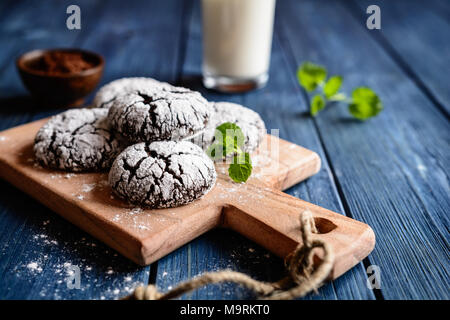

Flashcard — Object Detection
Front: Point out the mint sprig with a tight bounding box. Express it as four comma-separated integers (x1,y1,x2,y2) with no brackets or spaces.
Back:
297,62,383,120
310,95,325,116
348,87,383,120
206,122,252,183
297,62,327,92
323,76,343,99
229,152,252,183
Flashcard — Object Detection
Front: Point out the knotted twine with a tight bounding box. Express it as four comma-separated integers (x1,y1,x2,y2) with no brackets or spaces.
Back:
124,210,334,300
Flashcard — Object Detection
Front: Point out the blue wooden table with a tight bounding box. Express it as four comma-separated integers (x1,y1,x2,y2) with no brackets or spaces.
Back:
0,0,448,300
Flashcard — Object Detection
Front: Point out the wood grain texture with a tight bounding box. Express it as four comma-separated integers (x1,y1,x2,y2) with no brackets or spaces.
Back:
278,0,450,299
0,0,146,300
0,0,188,299
431,0,450,20
351,0,450,116
155,0,376,300
0,0,448,300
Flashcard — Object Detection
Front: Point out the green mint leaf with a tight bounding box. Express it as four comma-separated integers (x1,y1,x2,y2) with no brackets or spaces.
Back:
348,87,383,120
215,122,245,154
310,94,326,116
228,152,252,183
297,62,327,92
215,122,238,140
323,76,343,98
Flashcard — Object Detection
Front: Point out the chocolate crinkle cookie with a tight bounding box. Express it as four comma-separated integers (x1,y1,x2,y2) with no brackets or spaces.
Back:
34,108,126,172
108,86,212,143
92,77,172,109
189,101,266,153
109,141,216,208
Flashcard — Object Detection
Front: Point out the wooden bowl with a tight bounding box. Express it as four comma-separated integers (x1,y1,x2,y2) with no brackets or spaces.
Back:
16,48,104,107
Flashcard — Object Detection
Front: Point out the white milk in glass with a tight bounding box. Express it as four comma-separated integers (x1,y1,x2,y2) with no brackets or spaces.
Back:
202,0,276,92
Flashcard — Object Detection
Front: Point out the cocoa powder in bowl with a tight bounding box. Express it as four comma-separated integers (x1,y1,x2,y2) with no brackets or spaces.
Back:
28,51,97,75
17,49,104,107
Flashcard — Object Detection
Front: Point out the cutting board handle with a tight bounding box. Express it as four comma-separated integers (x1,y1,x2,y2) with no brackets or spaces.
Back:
221,182,375,279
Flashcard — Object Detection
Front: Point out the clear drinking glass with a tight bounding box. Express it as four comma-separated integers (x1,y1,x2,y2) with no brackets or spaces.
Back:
201,0,276,92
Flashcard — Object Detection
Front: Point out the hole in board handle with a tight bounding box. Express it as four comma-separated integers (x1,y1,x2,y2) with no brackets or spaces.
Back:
313,217,337,234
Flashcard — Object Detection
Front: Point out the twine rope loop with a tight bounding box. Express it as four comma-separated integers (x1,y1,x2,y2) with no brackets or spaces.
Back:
125,210,334,300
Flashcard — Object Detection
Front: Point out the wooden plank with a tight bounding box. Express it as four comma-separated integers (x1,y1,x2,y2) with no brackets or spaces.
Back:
0,0,133,299
278,0,449,299
0,0,191,299
79,0,189,86
431,0,450,20
350,0,450,116
0,0,61,130
0,1,76,298
155,0,376,300
0,181,150,299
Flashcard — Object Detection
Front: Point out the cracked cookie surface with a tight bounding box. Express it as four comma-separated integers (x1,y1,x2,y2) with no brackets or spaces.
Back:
93,77,172,109
108,141,216,208
34,108,126,172
189,102,266,153
108,86,212,143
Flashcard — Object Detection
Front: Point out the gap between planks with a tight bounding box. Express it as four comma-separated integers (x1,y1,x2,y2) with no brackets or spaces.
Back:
344,0,450,120
274,9,380,299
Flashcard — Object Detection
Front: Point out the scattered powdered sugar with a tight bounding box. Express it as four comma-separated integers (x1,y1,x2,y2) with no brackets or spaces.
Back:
128,209,151,231
11,214,151,300
81,183,97,193
109,207,159,232
128,207,143,215
27,262,43,273
106,268,114,275
70,180,111,202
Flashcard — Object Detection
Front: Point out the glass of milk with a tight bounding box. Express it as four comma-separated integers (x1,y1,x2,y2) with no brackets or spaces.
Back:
202,0,276,92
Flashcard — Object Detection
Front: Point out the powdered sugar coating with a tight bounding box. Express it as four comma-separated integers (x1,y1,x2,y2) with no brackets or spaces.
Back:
34,108,126,172
189,102,266,153
93,77,172,109
109,141,216,208
108,86,212,143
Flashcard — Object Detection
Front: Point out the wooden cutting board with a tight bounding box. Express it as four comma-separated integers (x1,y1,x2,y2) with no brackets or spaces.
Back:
0,119,375,279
